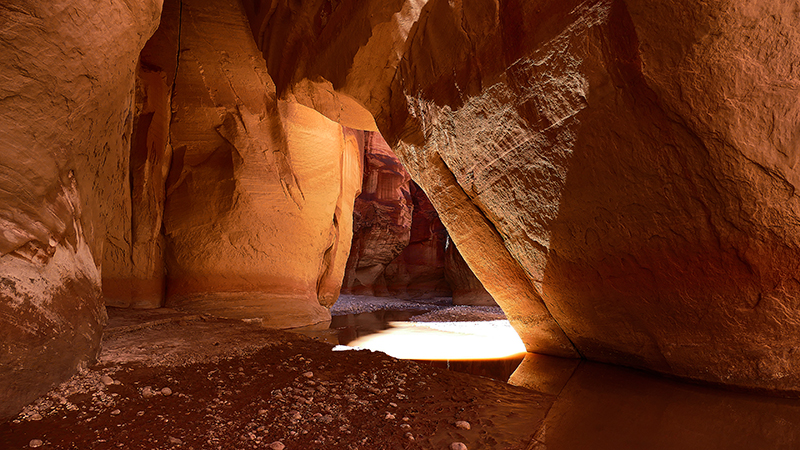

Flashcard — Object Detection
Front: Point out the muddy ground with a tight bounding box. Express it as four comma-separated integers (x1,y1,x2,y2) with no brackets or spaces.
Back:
0,310,553,450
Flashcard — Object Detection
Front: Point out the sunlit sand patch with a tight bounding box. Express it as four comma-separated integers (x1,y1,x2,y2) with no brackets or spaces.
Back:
334,320,527,360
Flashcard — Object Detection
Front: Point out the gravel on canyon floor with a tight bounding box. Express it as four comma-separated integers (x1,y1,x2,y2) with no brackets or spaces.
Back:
0,312,553,450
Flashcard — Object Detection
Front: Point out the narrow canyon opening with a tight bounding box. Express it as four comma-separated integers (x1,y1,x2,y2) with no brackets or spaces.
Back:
3,0,800,447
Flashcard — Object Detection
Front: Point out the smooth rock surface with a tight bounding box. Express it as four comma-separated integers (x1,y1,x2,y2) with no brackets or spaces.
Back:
0,0,162,421
163,0,363,326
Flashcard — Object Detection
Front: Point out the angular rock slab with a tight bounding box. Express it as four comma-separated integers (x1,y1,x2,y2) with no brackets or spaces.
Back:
391,0,800,388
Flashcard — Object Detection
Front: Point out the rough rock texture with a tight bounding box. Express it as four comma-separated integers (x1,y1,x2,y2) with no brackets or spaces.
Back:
342,132,413,296
250,0,800,389
389,0,800,388
383,183,452,298
445,241,497,306
162,0,364,327
103,0,180,309
0,0,162,421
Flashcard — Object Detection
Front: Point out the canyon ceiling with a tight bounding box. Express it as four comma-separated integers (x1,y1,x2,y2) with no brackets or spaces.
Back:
1,0,799,421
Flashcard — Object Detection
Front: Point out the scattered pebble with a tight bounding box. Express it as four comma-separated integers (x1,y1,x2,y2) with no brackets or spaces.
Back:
400,423,412,431
161,387,173,396
100,375,115,386
29,439,43,448
302,371,314,378
268,442,285,450
110,409,121,416
384,412,395,420
450,442,468,450
388,402,398,408
28,413,42,421
455,420,471,430
168,436,183,445
142,386,156,398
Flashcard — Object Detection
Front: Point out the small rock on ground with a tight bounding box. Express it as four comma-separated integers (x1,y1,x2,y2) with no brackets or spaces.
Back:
455,420,471,430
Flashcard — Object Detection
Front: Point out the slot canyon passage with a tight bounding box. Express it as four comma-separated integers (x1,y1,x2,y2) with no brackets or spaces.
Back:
2,0,800,448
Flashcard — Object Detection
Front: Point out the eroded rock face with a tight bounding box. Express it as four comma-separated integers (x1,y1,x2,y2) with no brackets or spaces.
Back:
0,0,162,421
103,0,180,309
383,183,452,298
162,0,363,327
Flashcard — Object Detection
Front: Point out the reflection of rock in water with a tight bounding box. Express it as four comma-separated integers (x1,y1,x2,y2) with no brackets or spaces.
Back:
511,354,800,449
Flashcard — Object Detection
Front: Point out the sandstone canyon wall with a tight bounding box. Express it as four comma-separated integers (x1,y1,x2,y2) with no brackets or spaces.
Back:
103,0,180,309
342,132,413,296
161,0,365,327
251,0,800,389
0,0,163,420
381,182,452,298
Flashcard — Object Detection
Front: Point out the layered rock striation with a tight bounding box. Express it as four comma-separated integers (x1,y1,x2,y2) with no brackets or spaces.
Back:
3,0,800,423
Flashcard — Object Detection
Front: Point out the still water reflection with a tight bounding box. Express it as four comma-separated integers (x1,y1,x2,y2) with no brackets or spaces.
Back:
515,354,800,449
305,310,800,448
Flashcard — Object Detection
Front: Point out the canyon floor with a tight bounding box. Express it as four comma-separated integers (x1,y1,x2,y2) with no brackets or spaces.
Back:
0,306,550,450
5,302,800,450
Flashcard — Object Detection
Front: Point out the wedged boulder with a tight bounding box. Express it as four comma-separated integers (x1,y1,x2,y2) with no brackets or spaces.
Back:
389,0,800,388
163,0,363,327
0,0,162,421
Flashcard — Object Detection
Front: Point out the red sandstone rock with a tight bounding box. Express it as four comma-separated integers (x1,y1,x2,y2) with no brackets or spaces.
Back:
342,132,413,296
162,0,363,326
390,0,800,388
0,0,162,421
383,183,452,298
251,0,800,388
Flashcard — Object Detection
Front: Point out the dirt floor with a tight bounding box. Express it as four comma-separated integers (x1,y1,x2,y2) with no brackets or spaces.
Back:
0,310,554,450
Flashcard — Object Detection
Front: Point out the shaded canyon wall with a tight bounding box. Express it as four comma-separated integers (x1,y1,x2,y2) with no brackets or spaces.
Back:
0,0,164,421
